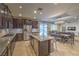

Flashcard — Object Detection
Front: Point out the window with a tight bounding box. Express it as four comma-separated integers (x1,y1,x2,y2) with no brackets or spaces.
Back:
51,24,57,31
40,22,47,37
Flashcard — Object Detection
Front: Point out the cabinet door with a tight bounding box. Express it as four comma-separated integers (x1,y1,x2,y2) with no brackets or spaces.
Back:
39,40,49,56
0,14,2,28
13,19,23,28
7,44,11,56
18,19,23,28
32,21,38,28
13,19,17,28
16,33,23,41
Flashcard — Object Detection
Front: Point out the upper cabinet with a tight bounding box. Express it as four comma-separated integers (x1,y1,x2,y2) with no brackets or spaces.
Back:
23,19,38,28
32,21,38,28
23,19,32,25
13,18,23,28
0,3,13,29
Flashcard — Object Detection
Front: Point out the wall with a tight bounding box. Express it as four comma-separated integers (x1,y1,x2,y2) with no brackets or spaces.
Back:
64,21,79,36
0,29,9,37
57,23,63,32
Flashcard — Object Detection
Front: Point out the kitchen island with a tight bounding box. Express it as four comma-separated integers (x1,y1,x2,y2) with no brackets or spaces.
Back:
30,33,54,56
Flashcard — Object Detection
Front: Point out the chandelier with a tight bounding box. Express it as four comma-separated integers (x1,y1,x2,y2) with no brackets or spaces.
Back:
34,8,43,19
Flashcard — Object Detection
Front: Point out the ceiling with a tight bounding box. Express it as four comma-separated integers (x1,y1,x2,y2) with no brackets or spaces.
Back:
5,3,79,23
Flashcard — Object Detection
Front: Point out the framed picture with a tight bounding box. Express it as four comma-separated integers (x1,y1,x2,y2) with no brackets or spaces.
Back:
67,27,76,31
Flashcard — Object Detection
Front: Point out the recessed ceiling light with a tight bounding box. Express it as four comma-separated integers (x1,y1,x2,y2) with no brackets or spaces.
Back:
19,13,22,16
1,10,4,13
19,5,22,9
34,10,37,14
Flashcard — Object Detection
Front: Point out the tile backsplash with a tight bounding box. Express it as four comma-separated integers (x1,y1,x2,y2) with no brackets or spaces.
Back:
0,29,9,37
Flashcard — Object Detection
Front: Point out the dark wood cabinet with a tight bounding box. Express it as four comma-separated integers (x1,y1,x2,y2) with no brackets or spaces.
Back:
13,18,38,29
9,36,16,56
0,3,13,29
32,21,38,28
30,35,50,56
13,18,23,28
18,19,23,28
13,18,18,28
0,14,3,28
16,33,23,41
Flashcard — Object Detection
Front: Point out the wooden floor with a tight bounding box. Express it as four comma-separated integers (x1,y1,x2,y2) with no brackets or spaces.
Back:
12,41,36,56
12,37,79,56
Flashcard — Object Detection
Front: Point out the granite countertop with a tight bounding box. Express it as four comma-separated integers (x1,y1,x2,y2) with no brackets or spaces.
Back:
0,29,23,55
30,33,54,41
0,33,16,55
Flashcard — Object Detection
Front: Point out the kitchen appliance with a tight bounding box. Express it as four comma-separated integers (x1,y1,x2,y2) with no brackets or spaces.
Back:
23,25,32,40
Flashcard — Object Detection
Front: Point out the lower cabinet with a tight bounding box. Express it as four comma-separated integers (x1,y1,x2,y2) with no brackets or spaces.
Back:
39,40,51,56
16,33,23,41
9,36,16,56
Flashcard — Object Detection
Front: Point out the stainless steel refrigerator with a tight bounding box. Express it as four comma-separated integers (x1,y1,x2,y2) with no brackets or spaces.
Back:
23,25,32,40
